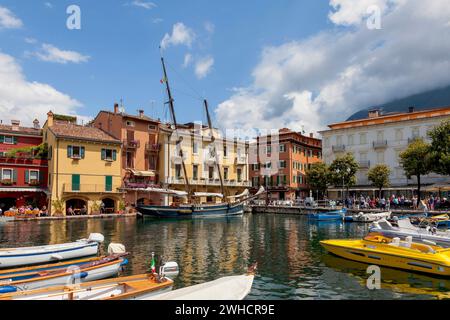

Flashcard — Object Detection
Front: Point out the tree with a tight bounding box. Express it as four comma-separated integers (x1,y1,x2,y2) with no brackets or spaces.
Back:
400,138,431,200
305,163,330,199
368,164,391,198
329,153,359,199
428,120,450,176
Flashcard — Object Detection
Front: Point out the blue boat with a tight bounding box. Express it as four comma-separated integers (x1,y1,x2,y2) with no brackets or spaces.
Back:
308,208,347,221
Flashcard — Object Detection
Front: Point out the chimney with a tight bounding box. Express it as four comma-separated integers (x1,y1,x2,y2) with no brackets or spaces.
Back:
408,106,415,113
47,111,54,127
368,109,380,118
114,103,119,114
33,119,40,129
139,109,144,118
310,133,314,138
11,120,20,131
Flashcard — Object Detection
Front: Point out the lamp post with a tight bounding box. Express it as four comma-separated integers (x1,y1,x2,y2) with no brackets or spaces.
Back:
336,168,351,208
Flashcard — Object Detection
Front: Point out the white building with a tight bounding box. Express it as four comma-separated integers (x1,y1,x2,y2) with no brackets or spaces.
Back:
319,106,450,198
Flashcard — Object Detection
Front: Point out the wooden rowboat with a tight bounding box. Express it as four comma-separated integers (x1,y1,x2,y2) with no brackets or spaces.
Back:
0,253,129,293
0,273,173,300
0,233,105,269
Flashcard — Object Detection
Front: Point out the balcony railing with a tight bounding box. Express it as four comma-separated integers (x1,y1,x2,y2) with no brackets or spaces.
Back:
358,160,371,169
123,140,140,149
372,140,388,149
235,155,247,165
332,145,346,152
145,143,160,153
63,184,121,193
165,177,251,187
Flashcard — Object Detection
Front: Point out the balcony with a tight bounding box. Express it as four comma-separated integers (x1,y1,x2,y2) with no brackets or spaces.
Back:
171,153,187,164
358,160,371,169
123,139,140,149
235,155,247,165
145,143,160,153
372,140,388,149
332,145,346,152
166,177,251,187
63,184,121,193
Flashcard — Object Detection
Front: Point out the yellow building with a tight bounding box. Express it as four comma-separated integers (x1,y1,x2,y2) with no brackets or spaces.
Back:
43,112,123,215
158,122,250,205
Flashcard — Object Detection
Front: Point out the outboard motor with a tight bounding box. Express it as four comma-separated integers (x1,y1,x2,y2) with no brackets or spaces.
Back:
88,233,105,244
159,261,180,278
107,243,126,255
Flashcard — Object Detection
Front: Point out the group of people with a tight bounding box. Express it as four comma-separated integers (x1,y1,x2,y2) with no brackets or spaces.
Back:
343,194,449,211
0,205,49,217
66,205,88,216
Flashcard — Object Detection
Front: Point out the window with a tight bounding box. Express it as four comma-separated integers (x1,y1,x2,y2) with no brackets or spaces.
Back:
2,135,16,145
279,160,287,168
208,166,214,179
67,145,85,159
224,167,229,180
252,164,260,171
72,174,80,191
237,168,242,182
223,146,228,158
264,161,272,169
395,129,403,141
266,145,272,154
105,176,113,192
377,131,384,142
412,127,420,138
360,133,367,144
101,149,117,162
193,165,198,180
279,144,286,152
148,155,157,170
126,152,134,168
27,170,39,185
126,120,135,127
175,164,182,179
377,151,384,164
1,169,13,181
192,142,199,154
336,136,343,145
48,146,53,160
148,124,157,131
348,135,354,145
252,177,259,187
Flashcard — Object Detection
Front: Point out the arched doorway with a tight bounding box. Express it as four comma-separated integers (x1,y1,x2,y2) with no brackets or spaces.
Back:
66,199,87,215
101,198,116,214
0,198,16,212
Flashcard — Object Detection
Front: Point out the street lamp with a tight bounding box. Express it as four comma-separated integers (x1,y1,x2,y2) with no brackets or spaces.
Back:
336,168,351,207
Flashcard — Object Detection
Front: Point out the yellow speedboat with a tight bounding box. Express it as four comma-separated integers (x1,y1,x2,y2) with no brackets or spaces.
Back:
321,233,450,276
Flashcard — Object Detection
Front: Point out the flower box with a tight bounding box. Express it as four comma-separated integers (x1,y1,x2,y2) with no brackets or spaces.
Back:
1,180,13,185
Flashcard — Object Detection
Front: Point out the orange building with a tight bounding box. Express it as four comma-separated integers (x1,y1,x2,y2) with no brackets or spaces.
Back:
249,128,322,201
93,104,161,206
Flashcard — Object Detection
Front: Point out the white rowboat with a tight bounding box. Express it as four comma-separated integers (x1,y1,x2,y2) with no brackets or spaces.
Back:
0,233,104,269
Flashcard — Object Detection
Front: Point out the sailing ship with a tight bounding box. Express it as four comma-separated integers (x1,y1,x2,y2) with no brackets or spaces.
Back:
136,56,264,218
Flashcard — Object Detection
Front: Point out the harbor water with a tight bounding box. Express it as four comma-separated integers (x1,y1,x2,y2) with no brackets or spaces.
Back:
1,213,449,300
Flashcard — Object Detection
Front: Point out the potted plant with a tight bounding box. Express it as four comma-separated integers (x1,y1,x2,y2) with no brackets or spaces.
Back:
118,200,126,214
51,199,65,216
1,179,13,186
91,201,101,215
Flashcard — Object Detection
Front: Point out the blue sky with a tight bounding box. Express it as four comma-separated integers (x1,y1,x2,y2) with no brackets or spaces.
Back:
1,1,450,134
0,0,330,124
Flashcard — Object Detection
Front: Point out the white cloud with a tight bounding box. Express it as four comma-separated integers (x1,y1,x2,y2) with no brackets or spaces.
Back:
204,21,215,35
183,53,193,68
152,18,163,24
33,44,90,64
0,52,82,126
160,22,196,50
25,37,38,44
130,0,156,10
44,2,53,9
195,56,214,79
216,0,450,135
0,6,23,29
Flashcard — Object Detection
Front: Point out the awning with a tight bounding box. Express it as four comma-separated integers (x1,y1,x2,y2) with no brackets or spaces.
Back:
0,187,50,195
128,169,156,177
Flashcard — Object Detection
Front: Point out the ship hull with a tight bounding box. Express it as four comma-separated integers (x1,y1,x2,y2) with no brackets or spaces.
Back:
136,203,244,218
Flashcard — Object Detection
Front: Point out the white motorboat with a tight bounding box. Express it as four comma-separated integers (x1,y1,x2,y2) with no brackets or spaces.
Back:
370,218,450,248
0,233,105,269
346,211,391,223
147,264,257,300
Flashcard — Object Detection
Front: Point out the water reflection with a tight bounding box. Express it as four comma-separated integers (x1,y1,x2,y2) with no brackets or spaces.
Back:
0,214,449,299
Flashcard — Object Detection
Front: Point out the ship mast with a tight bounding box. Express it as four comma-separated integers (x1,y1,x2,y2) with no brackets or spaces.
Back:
203,99,228,201
160,56,192,199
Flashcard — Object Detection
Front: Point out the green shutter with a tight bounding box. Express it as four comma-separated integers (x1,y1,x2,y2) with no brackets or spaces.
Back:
80,147,85,159
72,174,80,191
25,170,29,183
13,136,18,145
12,169,17,183
39,171,44,184
101,149,106,160
67,145,73,158
0,136,4,143
105,176,112,192
112,150,117,161
0,170,2,180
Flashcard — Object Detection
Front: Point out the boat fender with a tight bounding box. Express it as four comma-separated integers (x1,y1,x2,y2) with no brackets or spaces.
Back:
120,258,129,267
71,271,88,280
88,233,105,244
0,286,17,294
108,243,126,255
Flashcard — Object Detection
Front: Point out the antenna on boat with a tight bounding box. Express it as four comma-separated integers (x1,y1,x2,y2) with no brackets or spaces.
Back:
160,48,192,199
203,99,228,201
